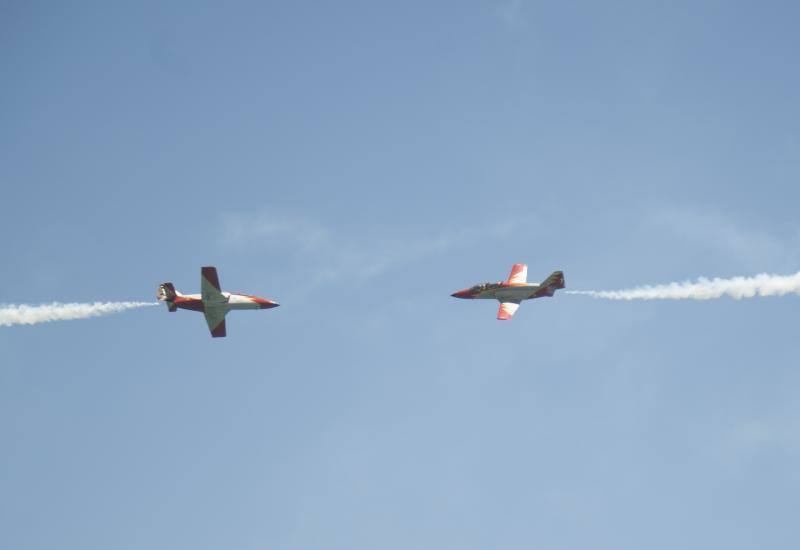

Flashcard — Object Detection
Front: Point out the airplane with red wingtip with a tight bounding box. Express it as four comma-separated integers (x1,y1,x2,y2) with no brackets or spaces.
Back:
157,266,279,337
451,264,565,320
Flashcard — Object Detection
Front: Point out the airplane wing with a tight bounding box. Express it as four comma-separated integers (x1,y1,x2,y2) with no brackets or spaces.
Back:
506,263,528,285
497,301,520,320
203,307,227,338
201,266,225,304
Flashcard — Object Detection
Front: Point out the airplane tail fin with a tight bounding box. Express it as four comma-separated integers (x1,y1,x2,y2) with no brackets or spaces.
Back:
157,282,179,312
540,271,565,297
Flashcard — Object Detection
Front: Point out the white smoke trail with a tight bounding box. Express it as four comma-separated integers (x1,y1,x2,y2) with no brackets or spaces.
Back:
567,271,800,301
0,302,157,327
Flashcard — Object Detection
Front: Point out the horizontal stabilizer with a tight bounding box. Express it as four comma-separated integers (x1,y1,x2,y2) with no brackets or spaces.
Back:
157,282,177,302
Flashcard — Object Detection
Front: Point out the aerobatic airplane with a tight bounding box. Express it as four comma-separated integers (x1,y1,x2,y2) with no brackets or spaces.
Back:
451,264,565,320
157,266,279,337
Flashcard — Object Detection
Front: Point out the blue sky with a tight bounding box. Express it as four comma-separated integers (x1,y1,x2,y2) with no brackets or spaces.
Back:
2,2,800,549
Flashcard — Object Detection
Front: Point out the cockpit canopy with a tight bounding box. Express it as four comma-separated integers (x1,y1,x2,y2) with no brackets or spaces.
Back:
470,282,504,293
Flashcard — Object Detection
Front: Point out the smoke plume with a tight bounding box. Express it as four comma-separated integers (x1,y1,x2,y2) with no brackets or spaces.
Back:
567,271,800,301
0,302,157,327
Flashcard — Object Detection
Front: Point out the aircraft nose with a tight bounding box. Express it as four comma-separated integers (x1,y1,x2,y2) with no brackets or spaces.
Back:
451,289,472,299
253,297,280,309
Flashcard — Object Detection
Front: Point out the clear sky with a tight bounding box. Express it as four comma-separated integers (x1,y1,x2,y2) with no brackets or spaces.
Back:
2,2,800,549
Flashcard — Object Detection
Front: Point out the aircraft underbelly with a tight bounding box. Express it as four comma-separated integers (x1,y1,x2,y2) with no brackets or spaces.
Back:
176,300,204,312
227,294,256,308
494,287,536,302
227,302,259,310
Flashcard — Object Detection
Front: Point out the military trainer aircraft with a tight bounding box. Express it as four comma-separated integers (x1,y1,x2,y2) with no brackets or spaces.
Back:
157,266,279,337
451,264,565,320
